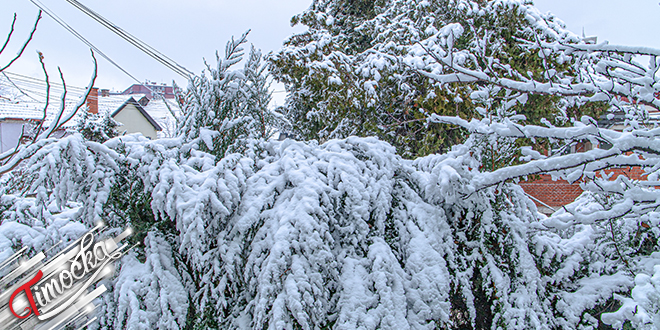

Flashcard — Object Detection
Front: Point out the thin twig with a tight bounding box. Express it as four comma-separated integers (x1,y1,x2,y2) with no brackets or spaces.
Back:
46,67,68,135
0,13,17,56
45,50,97,138
0,50,97,177
608,216,636,278
0,11,41,72
32,51,50,142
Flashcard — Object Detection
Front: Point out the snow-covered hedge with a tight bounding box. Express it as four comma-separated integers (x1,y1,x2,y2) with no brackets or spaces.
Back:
2,128,659,329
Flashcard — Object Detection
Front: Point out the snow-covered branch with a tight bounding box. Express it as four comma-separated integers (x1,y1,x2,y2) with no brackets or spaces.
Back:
407,3,660,119
0,11,41,73
0,50,97,176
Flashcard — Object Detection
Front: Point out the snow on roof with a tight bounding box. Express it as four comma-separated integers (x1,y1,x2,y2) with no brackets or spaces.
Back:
0,97,89,128
0,101,52,121
0,74,181,137
0,94,132,127
143,97,181,119
142,97,181,138
98,94,144,115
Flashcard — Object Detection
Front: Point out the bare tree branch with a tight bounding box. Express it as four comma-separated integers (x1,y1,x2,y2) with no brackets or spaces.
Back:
0,13,17,56
0,11,41,73
42,50,97,139
32,51,50,143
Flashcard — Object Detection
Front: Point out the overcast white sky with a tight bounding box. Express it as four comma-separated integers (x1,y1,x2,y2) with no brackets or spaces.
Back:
2,0,659,99
2,0,309,94
533,0,660,48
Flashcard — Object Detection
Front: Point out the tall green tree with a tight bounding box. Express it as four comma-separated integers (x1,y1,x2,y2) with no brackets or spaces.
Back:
269,0,604,158
179,32,278,159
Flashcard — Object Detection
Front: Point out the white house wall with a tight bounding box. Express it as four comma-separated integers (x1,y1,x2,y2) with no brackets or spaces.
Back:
0,121,27,153
113,104,158,139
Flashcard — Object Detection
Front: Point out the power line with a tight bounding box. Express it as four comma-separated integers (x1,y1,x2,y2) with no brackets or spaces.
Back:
64,0,192,79
28,0,162,98
4,71,87,88
0,73,91,102
3,71,89,94
1,72,40,101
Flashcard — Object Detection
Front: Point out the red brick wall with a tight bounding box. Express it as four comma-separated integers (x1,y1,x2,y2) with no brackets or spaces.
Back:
601,167,646,180
520,176,583,208
521,167,648,209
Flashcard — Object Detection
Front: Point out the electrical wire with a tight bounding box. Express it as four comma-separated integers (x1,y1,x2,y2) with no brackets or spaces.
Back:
4,71,89,92
1,72,91,102
1,72,40,101
3,77,89,98
64,0,192,79
28,0,162,98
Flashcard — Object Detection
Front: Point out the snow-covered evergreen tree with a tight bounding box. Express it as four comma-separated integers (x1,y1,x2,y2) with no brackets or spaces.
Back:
269,0,607,158
178,32,278,157
76,110,120,143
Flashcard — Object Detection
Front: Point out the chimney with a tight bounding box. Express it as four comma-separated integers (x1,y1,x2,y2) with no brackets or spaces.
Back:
86,87,99,114
101,89,110,97
137,96,150,107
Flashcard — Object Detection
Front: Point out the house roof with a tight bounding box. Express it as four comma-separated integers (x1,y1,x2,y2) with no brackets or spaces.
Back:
142,97,181,119
0,102,51,121
111,97,163,131
0,73,181,136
